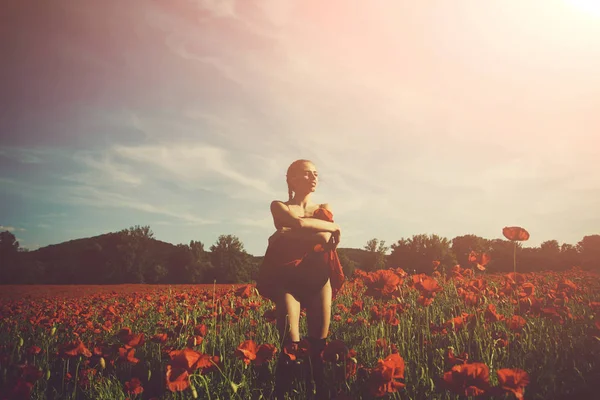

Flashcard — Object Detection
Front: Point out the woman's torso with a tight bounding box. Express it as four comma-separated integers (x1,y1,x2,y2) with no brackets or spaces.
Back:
274,201,324,230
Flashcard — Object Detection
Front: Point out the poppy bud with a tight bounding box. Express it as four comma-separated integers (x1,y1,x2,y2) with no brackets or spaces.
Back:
17,337,23,347
45,369,51,380
147,369,152,382
99,357,106,370
50,326,57,336
191,385,198,399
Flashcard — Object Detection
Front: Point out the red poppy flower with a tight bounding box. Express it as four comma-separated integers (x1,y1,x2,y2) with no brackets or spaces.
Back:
118,347,139,364
151,333,168,344
124,377,144,395
519,283,535,298
235,340,277,366
468,251,491,271
363,270,402,299
368,353,406,397
444,313,475,332
235,340,257,365
462,292,481,307
484,304,504,323
507,315,527,331
446,347,468,366
168,348,218,373
255,343,278,366
506,272,526,285
496,368,530,400
60,340,92,358
194,324,208,337
417,295,435,307
442,362,490,397
557,279,578,292
117,327,145,348
234,284,254,298
413,274,443,295
165,365,190,392
282,339,310,361
502,227,530,241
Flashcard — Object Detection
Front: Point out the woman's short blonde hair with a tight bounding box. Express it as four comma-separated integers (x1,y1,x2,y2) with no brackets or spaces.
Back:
285,159,314,201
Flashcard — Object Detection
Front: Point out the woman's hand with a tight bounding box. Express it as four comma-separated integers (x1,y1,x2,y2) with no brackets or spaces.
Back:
332,227,341,250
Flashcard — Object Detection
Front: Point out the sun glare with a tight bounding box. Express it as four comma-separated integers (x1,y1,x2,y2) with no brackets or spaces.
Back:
565,0,600,17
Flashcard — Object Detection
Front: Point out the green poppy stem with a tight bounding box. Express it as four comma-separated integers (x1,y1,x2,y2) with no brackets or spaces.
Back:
513,241,517,276
513,241,518,315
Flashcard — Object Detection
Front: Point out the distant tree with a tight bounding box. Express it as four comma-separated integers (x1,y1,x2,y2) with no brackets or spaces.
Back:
209,235,254,283
337,250,357,278
518,247,543,272
538,240,561,270
559,243,580,270
115,225,155,283
188,240,214,283
389,234,455,274
451,235,491,268
78,241,106,283
165,241,213,283
0,231,20,283
150,263,169,283
577,235,600,270
189,240,206,263
488,239,524,272
167,244,195,283
362,238,389,271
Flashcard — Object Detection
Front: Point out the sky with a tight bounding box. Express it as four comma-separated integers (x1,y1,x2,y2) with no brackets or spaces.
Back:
1,0,599,256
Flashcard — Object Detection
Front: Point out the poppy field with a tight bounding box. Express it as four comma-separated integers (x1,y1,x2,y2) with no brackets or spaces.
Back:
1,267,599,400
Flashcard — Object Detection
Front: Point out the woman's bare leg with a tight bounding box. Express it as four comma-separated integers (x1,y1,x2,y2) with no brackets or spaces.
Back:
274,292,302,399
276,292,302,344
305,279,332,399
306,279,332,339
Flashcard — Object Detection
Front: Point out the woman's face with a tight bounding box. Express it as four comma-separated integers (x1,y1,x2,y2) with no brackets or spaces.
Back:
290,162,318,193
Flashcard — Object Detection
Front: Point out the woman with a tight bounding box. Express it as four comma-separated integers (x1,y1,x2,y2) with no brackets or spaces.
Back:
256,159,345,399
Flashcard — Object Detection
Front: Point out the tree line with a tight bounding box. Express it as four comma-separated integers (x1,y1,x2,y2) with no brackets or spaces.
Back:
355,234,599,275
0,226,598,285
0,226,256,285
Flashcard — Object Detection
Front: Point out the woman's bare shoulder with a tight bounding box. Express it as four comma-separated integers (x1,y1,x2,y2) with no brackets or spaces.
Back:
270,200,289,208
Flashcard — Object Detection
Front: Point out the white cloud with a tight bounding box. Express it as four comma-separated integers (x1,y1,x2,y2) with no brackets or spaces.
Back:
62,185,217,226
66,151,143,186
0,147,47,164
234,216,273,229
37,213,68,218
112,143,277,197
0,225,26,232
195,0,237,18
